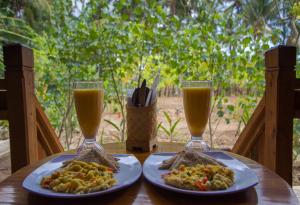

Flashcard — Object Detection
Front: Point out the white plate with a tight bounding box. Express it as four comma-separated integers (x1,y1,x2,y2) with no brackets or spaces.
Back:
23,154,142,198
143,152,259,196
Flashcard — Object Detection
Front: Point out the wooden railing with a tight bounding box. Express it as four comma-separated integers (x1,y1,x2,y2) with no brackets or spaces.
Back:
232,95,265,158
2,44,63,173
232,45,297,186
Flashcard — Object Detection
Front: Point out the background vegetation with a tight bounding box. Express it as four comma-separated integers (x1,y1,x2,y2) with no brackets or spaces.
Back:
0,0,300,153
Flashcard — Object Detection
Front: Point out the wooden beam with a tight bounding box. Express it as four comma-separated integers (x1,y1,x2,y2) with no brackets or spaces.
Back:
232,95,265,156
248,134,264,162
295,79,300,89
3,44,38,173
35,96,64,156
261,45,296,185
265,45,296,68
37,139,48,160
0,90,8,120
3,43,34,68
0,79,7,90
0,90,7,110
0,111,8,120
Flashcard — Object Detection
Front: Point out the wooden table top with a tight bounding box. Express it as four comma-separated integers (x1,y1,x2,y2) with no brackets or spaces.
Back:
0,142,298,205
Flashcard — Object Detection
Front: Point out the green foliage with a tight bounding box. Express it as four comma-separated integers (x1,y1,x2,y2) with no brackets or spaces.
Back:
292,2,300,18
104,119,125,142
159,111,181,141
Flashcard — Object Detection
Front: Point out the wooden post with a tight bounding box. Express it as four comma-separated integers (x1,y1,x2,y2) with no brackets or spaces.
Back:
261,45,296,185
3,44,38,172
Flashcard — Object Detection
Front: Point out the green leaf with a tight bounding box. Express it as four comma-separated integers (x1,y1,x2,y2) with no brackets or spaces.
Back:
225,118,230,124
104,119,120,132
170,118,181,134
156,122,162,132
163,111,172,125
227,105,235,113
242,37,251,45
160,125,170,136
262,44,269,50
217,110,224,117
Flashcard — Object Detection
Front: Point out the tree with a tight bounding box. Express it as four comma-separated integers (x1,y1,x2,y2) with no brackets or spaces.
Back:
0,0,51,31
225,0,300,46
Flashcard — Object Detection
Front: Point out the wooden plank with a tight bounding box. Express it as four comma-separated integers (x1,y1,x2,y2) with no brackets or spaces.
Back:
260,45,296,185
294,111,300,119
3,44,34,68
232,95,265,156
37,133,48,160
36,122,52,156
0,90,8,120
265,45,296,68
249,137,259,161
3,44,38,173
295,79,300,89
0,91,7,110
0,80,7,90
35,96,64,156
0,111,8,120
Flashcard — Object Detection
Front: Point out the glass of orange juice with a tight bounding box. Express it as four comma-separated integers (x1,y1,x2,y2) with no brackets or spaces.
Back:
182,81,212,151
73,81,104,153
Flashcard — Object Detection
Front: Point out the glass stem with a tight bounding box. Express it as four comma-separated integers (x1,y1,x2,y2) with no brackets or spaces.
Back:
191,135,203,141
77,137,98,154
84,138,96,144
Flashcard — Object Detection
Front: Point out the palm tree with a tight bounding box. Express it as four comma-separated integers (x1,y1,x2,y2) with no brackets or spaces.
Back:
225,0,276,35
0,0,51,32
225,0,300,47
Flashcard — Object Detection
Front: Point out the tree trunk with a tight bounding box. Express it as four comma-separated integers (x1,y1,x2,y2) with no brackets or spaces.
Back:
287,20,300,48
170,0,176,16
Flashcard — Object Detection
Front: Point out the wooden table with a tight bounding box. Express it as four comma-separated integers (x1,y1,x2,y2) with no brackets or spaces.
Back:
0,142,298,205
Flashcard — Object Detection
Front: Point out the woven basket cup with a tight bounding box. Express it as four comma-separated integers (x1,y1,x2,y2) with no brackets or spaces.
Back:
126,102,157,151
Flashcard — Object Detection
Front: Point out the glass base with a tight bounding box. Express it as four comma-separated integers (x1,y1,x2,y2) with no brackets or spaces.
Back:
185,137,210,151
77,138,104,154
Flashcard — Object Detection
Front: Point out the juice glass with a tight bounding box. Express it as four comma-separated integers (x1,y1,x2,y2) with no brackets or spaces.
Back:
182,81,212,151
73,81,104,153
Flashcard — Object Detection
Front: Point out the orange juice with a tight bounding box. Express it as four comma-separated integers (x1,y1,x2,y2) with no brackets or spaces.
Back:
183,87,211,136
74,89,103,139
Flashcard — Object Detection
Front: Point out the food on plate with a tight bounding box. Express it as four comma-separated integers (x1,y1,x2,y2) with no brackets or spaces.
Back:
162,164,234,191
159,148,225,170
41,148,119,194
159,148,234,191
41,160,116,194
64,149,119,172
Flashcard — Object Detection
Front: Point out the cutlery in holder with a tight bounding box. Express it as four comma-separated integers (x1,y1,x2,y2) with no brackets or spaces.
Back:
126,102,157,152
126,74,159,152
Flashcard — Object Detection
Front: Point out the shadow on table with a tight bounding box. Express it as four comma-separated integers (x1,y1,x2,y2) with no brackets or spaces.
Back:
26,177,258,205
27,178,142,205
144,180,258,205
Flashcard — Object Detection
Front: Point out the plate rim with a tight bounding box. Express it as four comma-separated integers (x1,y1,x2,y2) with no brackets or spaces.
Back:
22,153,142,198
142,151,259,196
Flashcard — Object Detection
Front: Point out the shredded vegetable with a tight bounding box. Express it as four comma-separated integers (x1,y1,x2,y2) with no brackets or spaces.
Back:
162,164,234,191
